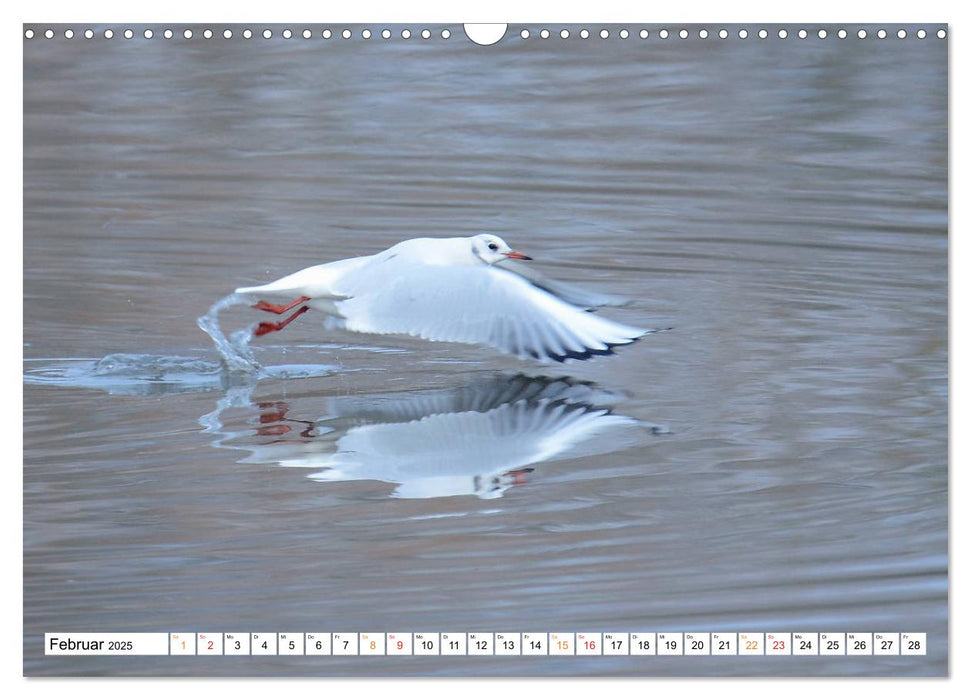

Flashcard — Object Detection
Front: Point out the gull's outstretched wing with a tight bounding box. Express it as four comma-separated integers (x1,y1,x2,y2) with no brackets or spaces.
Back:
496,259,630,309
333,260,645,362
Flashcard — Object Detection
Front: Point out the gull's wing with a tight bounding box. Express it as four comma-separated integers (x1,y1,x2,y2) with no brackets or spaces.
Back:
333,262,646,362
496,259,630,309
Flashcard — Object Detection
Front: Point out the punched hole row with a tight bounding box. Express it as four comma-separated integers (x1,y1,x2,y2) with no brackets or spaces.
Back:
24,27,948,41
519,27,945,40
24,27,451,40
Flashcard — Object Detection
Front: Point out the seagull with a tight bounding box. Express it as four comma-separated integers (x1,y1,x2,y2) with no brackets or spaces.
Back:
235,234,646,362
230,374,644,499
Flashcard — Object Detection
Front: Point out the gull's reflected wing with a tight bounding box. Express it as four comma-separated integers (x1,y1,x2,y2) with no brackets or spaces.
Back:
231,374,647,499
315,373,629,425
308,394,634,499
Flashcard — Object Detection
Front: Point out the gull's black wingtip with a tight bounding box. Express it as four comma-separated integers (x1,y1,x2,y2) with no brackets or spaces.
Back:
541,326,671,363
547,345,618,363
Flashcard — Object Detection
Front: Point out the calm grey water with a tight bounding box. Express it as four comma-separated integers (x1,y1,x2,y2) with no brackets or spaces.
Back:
23,24,947,676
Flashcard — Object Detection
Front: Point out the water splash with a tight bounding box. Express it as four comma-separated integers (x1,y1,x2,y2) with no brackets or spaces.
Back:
196,293,261,372
25,354,230,396
24,295,339,396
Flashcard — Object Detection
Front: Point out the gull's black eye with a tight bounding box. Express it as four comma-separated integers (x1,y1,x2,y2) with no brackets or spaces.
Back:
488,242,498,251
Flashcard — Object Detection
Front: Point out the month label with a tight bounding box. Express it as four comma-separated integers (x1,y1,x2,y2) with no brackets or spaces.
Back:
45,633,169,656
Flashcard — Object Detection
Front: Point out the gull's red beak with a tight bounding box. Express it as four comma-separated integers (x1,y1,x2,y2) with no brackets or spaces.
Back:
504,251,532,261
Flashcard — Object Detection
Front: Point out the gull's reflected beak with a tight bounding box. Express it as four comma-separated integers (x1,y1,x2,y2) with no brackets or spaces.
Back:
505,251,532,261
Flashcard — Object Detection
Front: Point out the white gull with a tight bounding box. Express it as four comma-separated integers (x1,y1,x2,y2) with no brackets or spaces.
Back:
235,234,646,362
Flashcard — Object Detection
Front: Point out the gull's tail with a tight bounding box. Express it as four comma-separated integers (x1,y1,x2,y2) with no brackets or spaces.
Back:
235,257,368,299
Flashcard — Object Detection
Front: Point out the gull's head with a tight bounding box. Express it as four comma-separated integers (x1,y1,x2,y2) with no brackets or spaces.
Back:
470,234,532,265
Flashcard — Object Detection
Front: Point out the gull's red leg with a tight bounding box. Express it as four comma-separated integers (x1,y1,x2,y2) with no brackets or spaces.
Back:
258,401,289,423
256,424,292,436
253,296,311,315
254,305,310,337
506,468,534,485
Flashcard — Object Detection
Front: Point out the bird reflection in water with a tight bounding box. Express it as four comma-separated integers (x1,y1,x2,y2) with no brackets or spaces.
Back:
205,373,657,499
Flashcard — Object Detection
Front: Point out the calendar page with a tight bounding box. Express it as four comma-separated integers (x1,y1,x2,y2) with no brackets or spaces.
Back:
22,20,948,677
